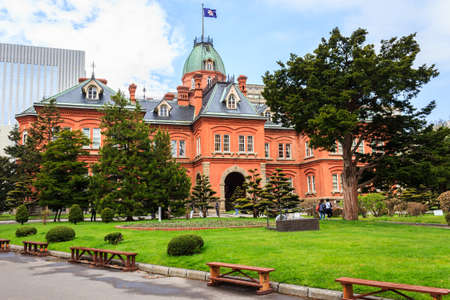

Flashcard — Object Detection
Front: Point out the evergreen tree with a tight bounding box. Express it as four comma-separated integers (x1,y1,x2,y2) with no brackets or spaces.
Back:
34,130,90,222
234,169,264,218
91,91,152,221
190,175,218,218
261,168,300,218
0,156,16,212
146,130,191,219
263,28,437,220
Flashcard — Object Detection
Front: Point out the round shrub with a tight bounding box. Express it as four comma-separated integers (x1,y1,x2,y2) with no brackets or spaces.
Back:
68,204,84,224
16,226,37,237
184,234,204,248
101,208,114,223
437,191,450,213
167,234,204,256
406,202,427,216
104,232,123,245
15,204,29,225
46,226,75,242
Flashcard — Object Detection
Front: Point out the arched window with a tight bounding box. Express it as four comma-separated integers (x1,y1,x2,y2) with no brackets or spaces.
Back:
191,78,195,89
207,76,212,86
87,86,97,99
227,94,236,109
22,130,28,144
159,105,168,117
205,60,214,70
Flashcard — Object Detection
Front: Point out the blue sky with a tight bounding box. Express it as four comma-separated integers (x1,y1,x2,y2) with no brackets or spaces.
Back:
0,0,449,122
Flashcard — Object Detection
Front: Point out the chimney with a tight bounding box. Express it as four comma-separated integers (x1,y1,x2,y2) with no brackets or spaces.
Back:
237,75,248,96
177,85,189,106
192,74,203,116
128,83,137,103
164,92,175,100
79,77,108,85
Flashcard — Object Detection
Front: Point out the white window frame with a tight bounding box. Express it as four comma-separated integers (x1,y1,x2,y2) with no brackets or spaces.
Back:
247,136,254,153
278,143,284,158
179,140,185,157
332,174,339,192
223,135,230,152
285,143,291,159
82,128,90,149
22,130,28,144
227,94,237,109
196,137,201,156
265,143,270,158
191,78,195,89
214,134,221,152
207,76,212,86
159,105,169,117
307,175,316,193
305,141,313,157
264,111,271,121
171,140,177,157
238,135,245,152
87,86,97,100
92,128,101,149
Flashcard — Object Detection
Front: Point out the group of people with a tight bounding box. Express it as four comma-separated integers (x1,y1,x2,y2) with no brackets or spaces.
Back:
316,199,333,219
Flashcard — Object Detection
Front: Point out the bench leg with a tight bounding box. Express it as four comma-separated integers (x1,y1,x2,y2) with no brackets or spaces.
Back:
432,295,441,300
342,284,354,300
256,272,273,295
207,266,221,286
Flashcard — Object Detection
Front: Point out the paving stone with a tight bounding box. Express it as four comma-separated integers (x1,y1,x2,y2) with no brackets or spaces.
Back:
278,283,308,298
151,265,169,276
169,267,187,278
270,281,280,292
186,270,207,281
48,250,71,259
308,287,342,300
137,263,155,273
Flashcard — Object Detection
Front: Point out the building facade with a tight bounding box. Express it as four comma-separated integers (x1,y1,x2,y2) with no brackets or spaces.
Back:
17,37,367,210
0,43,85,125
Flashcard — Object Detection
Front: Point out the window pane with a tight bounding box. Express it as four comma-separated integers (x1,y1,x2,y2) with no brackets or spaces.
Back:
92,128,101,149
223,135,230,152
278,143,284,158
332,174,338,191
171,140,177,157
214,134,221,152
82,128,90,148
312,176,316,192
239,136,245,152
286,144,291,158
179,140,185,157
265,143,269,158
247,136,253,152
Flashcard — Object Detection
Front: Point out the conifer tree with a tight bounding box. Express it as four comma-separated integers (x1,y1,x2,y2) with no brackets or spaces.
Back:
34,130,90,222
261,168,300,218
190,175,218,218
234,169,264,218
0,156,16,212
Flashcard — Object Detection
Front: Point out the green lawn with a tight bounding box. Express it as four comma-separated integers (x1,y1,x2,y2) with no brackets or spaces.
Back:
361,214,447,224
0,219,448,299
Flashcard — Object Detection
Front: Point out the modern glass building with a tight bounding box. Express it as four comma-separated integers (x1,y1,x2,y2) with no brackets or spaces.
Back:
0,43,85,125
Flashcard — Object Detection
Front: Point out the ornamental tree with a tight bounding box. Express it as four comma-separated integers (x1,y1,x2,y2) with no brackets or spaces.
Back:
190,175,218,218
263,28,438,220
0,156,16,212
234,169,264,218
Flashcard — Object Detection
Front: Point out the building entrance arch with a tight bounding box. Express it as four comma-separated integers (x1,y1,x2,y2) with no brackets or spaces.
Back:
219,166,248,211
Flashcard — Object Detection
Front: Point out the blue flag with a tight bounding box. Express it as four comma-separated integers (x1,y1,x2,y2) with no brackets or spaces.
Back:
203,8,217,18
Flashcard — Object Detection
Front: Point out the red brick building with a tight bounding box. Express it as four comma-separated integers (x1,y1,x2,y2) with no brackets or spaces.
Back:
16,37,367,211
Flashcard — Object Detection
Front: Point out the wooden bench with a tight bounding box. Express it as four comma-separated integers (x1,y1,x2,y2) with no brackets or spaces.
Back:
69,247,137,271
0,239,10,252
206,262,275,295
22,241,49,256
336,277,450,300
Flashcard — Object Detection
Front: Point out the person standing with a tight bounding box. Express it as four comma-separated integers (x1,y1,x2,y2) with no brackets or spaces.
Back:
319,199,326,220
215,201,220,218
325,199,333,218
90,206,96,222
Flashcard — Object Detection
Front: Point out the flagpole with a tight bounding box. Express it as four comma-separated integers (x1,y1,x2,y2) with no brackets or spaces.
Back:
201,3,204,41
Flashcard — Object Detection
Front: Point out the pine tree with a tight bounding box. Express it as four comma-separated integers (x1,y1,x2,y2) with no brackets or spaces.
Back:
262,168,300,218
190,175,218,218
0,156,16,212
234,169,264,218
34,130,90,222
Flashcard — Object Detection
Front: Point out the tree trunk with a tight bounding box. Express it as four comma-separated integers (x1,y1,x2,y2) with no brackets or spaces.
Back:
342,137,359,220
125,215,134,221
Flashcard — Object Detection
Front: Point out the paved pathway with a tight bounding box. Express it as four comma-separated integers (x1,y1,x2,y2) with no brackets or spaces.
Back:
0,252,296,300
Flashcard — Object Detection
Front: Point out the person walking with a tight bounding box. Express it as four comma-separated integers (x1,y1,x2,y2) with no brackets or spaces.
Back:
215,201,220,218
319,199,326,220
90,206,96,222
325,199,333,218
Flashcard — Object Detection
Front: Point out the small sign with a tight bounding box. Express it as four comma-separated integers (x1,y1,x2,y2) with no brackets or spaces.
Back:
433,210,443,216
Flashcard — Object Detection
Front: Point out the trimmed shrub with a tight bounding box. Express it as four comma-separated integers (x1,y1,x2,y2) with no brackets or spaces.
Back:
406,202,427,216
101,208,114,223
359,193,387,217
46,226,75,242
446,213,450,226
15,204,29,224
16,226,37,237
68,204,84,224
167,234,204,256
332,207,343,217
184,234,204,248
437,191,450,213
104,232,123,245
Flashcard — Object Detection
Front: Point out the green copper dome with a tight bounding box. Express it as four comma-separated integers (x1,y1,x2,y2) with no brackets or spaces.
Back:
182,40,226,76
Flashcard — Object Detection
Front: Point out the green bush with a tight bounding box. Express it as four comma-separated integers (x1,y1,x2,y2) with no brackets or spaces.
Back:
15,204,29,224
101,208,114,223
68,204,84,224
104,232,123,245
438,191,450,213
358,193,387,217
446,213,450,226
406,202,427,216
15,226,37,237
332,207,343,217
46,226,75,242
167,234,204,256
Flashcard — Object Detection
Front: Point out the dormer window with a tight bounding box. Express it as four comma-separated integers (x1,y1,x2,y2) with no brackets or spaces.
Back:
205,60,214,71
207,76,212,86
87,86,97,100
227,94,237,109
159,104,169,117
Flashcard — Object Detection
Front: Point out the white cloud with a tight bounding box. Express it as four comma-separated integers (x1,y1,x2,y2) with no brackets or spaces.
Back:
0,0,184,98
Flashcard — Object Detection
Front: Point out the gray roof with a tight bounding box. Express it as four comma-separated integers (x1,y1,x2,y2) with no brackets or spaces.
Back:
139,99,195,125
